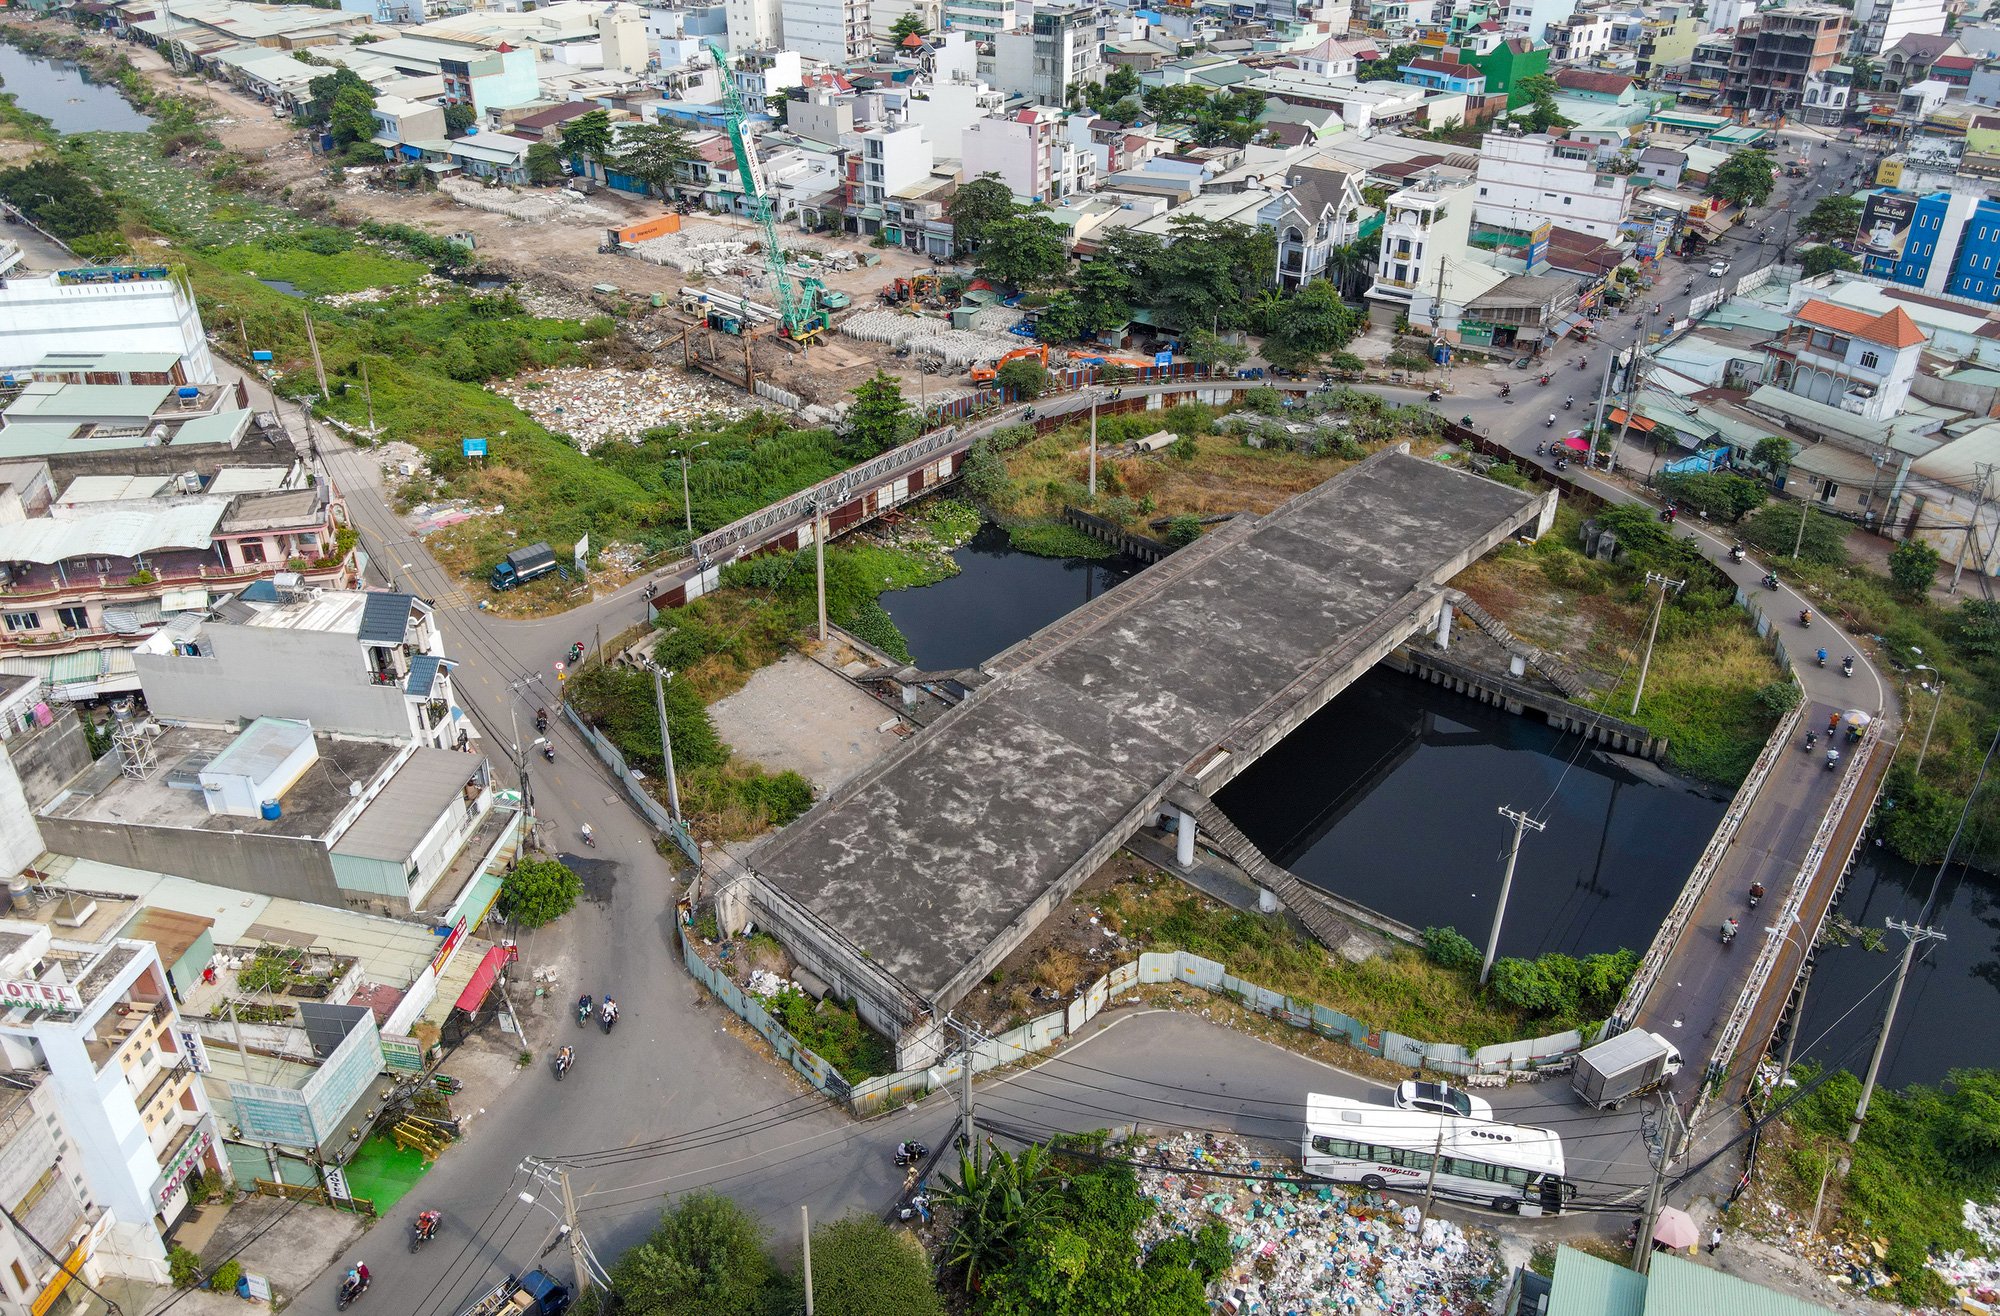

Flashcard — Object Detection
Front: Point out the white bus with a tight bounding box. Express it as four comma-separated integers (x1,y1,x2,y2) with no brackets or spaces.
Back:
1300,1093,1573,1215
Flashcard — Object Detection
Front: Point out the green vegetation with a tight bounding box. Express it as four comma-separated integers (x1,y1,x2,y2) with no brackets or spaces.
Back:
0,152,119,241
1420,927,1635,1031
207,227,426,295
498,858,582,927
1769,1067,2000,1306
1710,150,1776,207
805,1217,943,1316
1008,521,1112,559
1138,83,1268,148
764,985,894,1078
939,1138,1230,1314
0,81,54,146
167,1246,201,1289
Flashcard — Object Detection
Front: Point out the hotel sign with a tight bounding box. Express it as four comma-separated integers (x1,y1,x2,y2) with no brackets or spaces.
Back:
0,980,80,1012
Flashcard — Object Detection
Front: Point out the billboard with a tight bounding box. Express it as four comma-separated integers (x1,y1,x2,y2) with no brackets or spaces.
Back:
1858,193,1916,263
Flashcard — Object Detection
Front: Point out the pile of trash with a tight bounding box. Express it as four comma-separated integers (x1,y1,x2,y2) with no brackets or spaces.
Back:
495,366,750,449
1929,1200,2000,1304
1735,1194,1896,1293
745,969,797,999
627,221,754,275
440,177,616,223
1130,1133,1498,1314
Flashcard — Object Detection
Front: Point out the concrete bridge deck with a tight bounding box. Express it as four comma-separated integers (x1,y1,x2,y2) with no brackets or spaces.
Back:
742,448,1553,1057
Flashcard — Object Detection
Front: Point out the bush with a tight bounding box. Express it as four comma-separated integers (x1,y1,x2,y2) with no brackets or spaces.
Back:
499,858,582,928
807,1216,944,1316
209,1260,243,1294
1163,514,1203,548
1009,522,1113,559
1658,470,1768,523
1422,925,1481,971
1754,680,1802,716
168,1246,201,1289
611,1190,773,1316
1741,502,1849,567
995,358,1048,398
1889,538,1942,597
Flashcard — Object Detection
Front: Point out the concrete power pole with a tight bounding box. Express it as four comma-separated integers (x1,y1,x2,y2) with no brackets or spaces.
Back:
1631,572,1685,716
813,500,828,644
1480,806,1546,984
800,1205,814,1316
1631,1097,1686,1275
1087,399,1098,499
647,663,684,821
560,1166,588,1298
1846,919,1946,1143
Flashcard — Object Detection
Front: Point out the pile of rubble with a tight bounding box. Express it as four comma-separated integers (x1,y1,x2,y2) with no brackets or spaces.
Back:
439,177,617,224
628,220,755,275
1131,1134,1498,1314
744,969,797,999
839,310,1022,370
495,366,751,449
1929,1200,2000,1305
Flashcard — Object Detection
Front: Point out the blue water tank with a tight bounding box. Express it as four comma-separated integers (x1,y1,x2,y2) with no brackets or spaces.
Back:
177,386,199,399
260,799,282,820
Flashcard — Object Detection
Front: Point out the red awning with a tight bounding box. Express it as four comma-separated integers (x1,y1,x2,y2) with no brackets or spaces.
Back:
1562,435,1591,452
1608,406,1658,432
454,945,515,1013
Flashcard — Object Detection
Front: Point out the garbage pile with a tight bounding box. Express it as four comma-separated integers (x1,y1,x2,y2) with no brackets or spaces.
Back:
1929,1200,2000,1303
839,310,1022,370
440,176,615,224
1130,1133,1498,1314
1735,1194,1895,1293
745,969,797,999
495,366,750,449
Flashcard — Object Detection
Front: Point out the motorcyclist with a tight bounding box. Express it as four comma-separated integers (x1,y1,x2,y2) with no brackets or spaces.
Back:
580,822,595,847
1842,654,1854,676
557,1045,574,1073
577,993,592,1023
1564,394,1574,410
416,1210,441,1239
1816,647,1827,667
1721,918,1738,942
1799,608,1812,627
895,1140,928,1164
602,997,618,1029
1749,882,1765,907
346,1262,370,1291
1546,413,1556,428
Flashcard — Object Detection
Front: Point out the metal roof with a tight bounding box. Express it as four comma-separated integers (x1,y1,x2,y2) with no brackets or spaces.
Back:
1644,1252,1838,1314
1544,1248,1647,1316
0,500,225,564
358,592,416,646
3,382,173,421
206,717,314,781
405,654,444,698
331,749,484,863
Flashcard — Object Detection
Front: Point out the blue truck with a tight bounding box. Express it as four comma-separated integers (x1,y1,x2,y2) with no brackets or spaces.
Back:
460,1269,572,1316
490,542,558,591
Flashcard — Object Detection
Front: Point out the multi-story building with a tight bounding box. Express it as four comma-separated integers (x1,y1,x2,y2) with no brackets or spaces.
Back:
992,6,1104,106
1473,133,1632,242
1878,33,1965,89
1853,0,1951,59
1454,36,1547,109
0,1067,108,1316
846,120,936,237
1546,11,1613,63
1635,6,1700,78
1266,163,1369,291
1801,63,1855,123
1368,173,1475,312
728,46,803,115
1853,186,2000,305
780,0,872,64
597,2,651,74
437,43,541,115
0,268,215,384
1767,299,1925,421
962,107,1096,204
942,0,1015,38
1723,7,1852,114
726,0,784,52
0,923,227,1280
1398,52,1487,96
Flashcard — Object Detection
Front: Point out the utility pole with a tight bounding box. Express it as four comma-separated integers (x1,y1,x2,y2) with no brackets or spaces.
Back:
1631,1096,1685,1275
1948,463,1996,595
1847,919,1946,1143
647,663,683,821
359,357,377,437
1912,665,1944,776
954,1016,979,1170
1589,336,1619,455
671,441,710,535
1481,806,1546,983
1415,1123,1446,1252
506,687,536,825
1603,334,1646,475
813,499,828,644
1631,572,1685,716
559,1166,588,1298
801,1205,815,1316
1087,398,1098,499
1791,497,1814,562
303,311,329,402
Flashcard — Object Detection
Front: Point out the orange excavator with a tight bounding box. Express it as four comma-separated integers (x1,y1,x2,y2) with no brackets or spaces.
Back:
970,343,1048,385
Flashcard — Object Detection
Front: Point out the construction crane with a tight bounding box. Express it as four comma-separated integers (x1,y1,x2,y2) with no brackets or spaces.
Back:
707,42,826,345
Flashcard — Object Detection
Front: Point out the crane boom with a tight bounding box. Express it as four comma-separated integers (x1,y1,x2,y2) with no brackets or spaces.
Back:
708,43,822,343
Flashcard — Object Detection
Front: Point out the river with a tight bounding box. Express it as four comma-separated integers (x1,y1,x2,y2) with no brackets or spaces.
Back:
0,41,154,133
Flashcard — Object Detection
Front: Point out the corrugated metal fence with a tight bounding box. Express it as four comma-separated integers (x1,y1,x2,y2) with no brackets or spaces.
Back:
563,707,700,867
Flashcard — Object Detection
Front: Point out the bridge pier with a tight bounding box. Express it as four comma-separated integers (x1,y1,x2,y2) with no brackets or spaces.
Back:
1176,808,1197,868
1434,597,1453,652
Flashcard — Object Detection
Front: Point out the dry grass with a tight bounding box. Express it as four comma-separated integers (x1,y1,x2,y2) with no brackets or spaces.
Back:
1003,428,1356,521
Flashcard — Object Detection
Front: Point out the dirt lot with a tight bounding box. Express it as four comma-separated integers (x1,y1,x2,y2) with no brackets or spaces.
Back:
708,651,905,795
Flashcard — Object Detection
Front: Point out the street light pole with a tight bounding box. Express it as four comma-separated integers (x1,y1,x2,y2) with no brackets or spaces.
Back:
1912,663,1943,776
646,662,683,821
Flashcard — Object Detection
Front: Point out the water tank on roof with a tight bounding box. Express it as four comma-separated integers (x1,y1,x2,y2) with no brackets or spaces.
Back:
261,799,282,821
177,386,199,399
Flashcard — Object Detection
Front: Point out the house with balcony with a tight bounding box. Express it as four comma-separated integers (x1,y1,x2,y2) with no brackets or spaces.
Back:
0,1067,110,1316
0,922,226,1279
963,107,1097,205
1473,132,1633,243
1765,299,1925,423
1368,172,1477,312
1265,162,1369,291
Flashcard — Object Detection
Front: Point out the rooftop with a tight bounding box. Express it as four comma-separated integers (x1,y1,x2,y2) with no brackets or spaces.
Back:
0,500,225,565
42,726,400,839
331,749,485,863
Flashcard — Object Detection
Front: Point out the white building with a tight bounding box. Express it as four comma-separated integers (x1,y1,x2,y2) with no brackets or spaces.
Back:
0,924,226,1281
1772,298,1926,422
962,106,1096,204
0,268,215,384
729,46,803,114
726,0,784,52
1265,162,1368,291
1852,0,1950,58
782,0,872,63
895,76,1007,147
1547,11,1612,61
1473,132,1631,242
856,120,936,211
991,5,1103,106
869,0,939,41
942,0,1016,39
0,1068,112,1316
1368,173,1475,311
597,2,651,73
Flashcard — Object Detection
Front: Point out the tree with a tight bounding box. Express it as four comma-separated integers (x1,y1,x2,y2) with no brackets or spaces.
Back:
1849,54,1878,90
526,141,565,185
1085,65,1140,118
1657,470,1768,522
845,371,914,455
1264,278,1363,372
1889,537,1942,597
1163,514,1203,547
1179,327,1248,372
560,108,614,166
888,11,930,41
995,358,1048,398
614,122,695,197
0,158,118,239
610,1190,773,1316
1146,217,1275,332
946,174,1016,256
498,858,581,928
1421,925,1481,971
328,83,379,148
443,101,476,137
1753,435,1795,476
939,1143,1056,1292
1710,151,1776,208
974,213,1068,289
1358,43,1420,80
1801,245,1860,277
1742,501,1850,566
302,67,371,126
1515,74,1572,134
807,1216,943,1316
1804,193,1863,242
1325,237,1377,298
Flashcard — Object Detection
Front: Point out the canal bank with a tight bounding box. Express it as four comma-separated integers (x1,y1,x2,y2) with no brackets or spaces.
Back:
0,39,154,133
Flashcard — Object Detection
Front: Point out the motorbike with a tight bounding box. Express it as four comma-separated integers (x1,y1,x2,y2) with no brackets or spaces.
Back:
1816,648,1827,668
555,1048,574,1081
1720,920,1738,947
1545,415,1556,429
1842,655,1854,677
1499,384,1512,398
1826,750,1842,772
1427,389,1442,403
1538,374,1551,386
540,744,555,763
1804,731,1817,752
894,1191,933,1224
1554,458,1569,471
411,1215,441,1253
337,1274,369,1311
601,1002,617,1035
1564,397,1574,410
1730,543,1746,563
580,824,596,848
1576,356,1588,370
1749,883,1764,909
1459,415,1474,428
894,1141,930,1167
1799,609,1812,628
1762,571,1780,590
577,994,593,1028
567,643,584,665
1535,441,1545,457
534,714,548,735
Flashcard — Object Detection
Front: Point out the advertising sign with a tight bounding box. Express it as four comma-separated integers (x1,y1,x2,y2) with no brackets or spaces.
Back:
1526,221,1551,271
0,979,80,1011
1153,350,1173,368
1858,193,1916,263
462,437,488,458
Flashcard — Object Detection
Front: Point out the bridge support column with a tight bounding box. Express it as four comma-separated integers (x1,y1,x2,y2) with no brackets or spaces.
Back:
1176,809,1197,868
1258,888,1279,914
1434,599,1453,652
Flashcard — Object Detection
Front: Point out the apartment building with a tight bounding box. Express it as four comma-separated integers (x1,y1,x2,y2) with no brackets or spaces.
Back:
1546,11,1612,63
1635,6,1699,78
0,924,226,1280
0,1069,106,1316
1368,173,1475,311
726,0,784,51
729,46,803,115
1473,133,1631,242
781,0,872,64
962,107,1096,204
1853,0,1951,58
942,0,1016,37
847,120,936,237
1723,7,1852,114
992,6,1105,106
0,268,215,385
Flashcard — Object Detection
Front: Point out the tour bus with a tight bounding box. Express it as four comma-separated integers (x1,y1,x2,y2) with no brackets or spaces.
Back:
1301,1093,1573,1215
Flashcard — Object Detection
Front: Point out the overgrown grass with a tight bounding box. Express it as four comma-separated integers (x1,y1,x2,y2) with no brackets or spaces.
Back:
1008,521,1112,559
207,239,425,296
765,986,894,1079
1101,871,1556,1047
0,85,54,146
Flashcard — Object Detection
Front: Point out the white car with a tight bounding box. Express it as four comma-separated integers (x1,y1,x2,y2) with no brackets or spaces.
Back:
1394,1080,1494,1121
1708,260,1732,277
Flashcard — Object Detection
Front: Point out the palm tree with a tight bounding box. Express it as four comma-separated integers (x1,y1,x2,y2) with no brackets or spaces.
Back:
937,1141,1054,1292
1325,241,1375,299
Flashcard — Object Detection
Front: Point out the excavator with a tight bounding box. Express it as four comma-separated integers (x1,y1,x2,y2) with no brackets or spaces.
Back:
970,343,1049,385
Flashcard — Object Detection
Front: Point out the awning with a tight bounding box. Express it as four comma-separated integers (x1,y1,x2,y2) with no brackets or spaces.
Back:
159,587,207,612
1550,312,1587,338
454,944,516,1013
405,653,444,698
1609,406,1657,432
423,161,461,175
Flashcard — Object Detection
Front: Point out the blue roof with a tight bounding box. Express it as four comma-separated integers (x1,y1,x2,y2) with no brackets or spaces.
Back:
405,654,443,697
358,592,414,646
238,579,281,602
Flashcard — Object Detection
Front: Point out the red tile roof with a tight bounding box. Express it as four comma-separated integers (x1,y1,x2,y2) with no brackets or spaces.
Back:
1555,68,1633,96
1794,299,1927,349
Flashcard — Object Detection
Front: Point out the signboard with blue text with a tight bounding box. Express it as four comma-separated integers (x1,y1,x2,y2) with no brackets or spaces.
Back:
1154,350,1173,367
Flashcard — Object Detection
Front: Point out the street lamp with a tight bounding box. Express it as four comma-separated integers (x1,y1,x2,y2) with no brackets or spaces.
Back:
1910,654,1944,776
668,442,709,536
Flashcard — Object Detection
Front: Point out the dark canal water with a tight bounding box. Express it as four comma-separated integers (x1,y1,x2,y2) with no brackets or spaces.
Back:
878,523,1140,671
0,42,155,133
1216,671,1728,960
1793,848,2000,1088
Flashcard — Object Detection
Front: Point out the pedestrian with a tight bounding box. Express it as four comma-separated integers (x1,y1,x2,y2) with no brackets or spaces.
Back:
1709,1226,1723,1255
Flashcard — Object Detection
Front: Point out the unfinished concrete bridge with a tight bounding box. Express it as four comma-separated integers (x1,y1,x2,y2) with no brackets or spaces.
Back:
726,447,1558,1066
